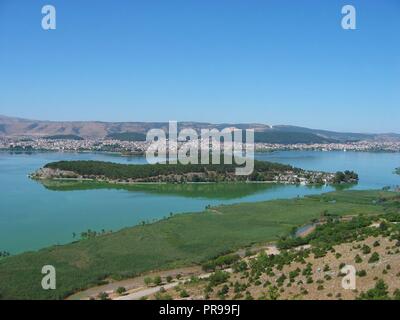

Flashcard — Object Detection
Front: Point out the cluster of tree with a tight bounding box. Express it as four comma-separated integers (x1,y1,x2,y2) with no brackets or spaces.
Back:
207,270,230,287
254,131,337,144
357,279,391,300
106,132,147,141
8,145,34,151
0,251,10,258
201,254,240,272
277,215,381,253
44,134,83,140
144,275,163,286
77,228,111,240
333,170,359,183
44,159,297,183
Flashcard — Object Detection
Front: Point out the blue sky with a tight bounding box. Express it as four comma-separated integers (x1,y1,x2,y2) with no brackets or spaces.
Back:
0,0,399,133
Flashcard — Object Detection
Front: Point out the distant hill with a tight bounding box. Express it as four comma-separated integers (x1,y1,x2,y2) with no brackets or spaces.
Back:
0,114,398,143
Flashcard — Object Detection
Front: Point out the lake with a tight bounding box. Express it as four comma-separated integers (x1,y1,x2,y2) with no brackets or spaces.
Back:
0,150,399,254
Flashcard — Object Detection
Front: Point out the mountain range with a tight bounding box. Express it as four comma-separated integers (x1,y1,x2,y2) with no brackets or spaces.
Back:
0,115,399,144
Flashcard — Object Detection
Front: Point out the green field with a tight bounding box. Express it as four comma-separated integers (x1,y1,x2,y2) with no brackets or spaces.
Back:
0,190,398,300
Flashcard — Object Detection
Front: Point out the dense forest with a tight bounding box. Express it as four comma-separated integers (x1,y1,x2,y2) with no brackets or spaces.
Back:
254,132,337,144
39,159,358,184
106,132,147,141
44,134,83,140
43,159,298,182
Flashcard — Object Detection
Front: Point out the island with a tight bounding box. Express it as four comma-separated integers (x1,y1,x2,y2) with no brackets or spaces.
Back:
30,160,359,185
396,167,400,175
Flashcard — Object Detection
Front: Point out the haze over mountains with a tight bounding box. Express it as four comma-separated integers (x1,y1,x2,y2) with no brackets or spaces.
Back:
0,115,399,144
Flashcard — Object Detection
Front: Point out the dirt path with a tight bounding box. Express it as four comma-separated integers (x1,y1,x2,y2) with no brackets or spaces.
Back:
67,265,202,300
114,268,232,300
68,243,279,300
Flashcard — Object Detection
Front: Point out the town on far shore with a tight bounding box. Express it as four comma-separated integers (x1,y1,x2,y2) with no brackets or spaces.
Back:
1,136,400,155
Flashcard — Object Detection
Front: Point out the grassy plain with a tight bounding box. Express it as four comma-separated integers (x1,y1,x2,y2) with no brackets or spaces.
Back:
0,190,396,299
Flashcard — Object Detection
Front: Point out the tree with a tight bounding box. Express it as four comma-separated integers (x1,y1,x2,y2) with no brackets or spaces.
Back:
97,292,109,300
267,286,280,300
368,252,380,263
116,287,126,295
358,279,389,300
153,276,162,286
208,271,230,287
144,277,152,286
180,289,190,298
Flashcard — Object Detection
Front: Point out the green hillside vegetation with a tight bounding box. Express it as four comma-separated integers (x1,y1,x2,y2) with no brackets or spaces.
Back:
333,170,359,183
36,160,358,184
44,134,83,140
254,131,337,144
0,190,397,299
43,159,298,181
106,132,147,141
171,204,400,301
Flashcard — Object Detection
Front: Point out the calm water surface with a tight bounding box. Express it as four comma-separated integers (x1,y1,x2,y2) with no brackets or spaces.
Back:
0,151,399,253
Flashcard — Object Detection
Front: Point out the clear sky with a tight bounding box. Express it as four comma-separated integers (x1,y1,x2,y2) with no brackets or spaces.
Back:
0,0,399,133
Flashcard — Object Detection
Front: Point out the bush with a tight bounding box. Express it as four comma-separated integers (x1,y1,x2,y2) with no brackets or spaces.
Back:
362,245,371,254
97,292,109,300
358,279,389,300
368,252,380,263
153,276,162,286
144,277,152,286
116,287,126,295
357,270,367,277
180,289,190,298
208,271,230,287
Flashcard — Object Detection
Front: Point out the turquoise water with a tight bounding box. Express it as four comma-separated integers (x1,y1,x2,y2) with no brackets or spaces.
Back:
0,151,399,254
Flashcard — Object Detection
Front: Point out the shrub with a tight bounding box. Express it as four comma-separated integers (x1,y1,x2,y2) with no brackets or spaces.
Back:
116,287,126,295
357,270,367,277
97,292,109,300
153,276,162,286
358,279,389,300
208,271,230,287
180,289,190,298
362,245,371,254
144,277,152,286
368,252,380,263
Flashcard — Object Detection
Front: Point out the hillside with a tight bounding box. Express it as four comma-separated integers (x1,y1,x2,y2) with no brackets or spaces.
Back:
143,221,400,300
1,115,398,143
